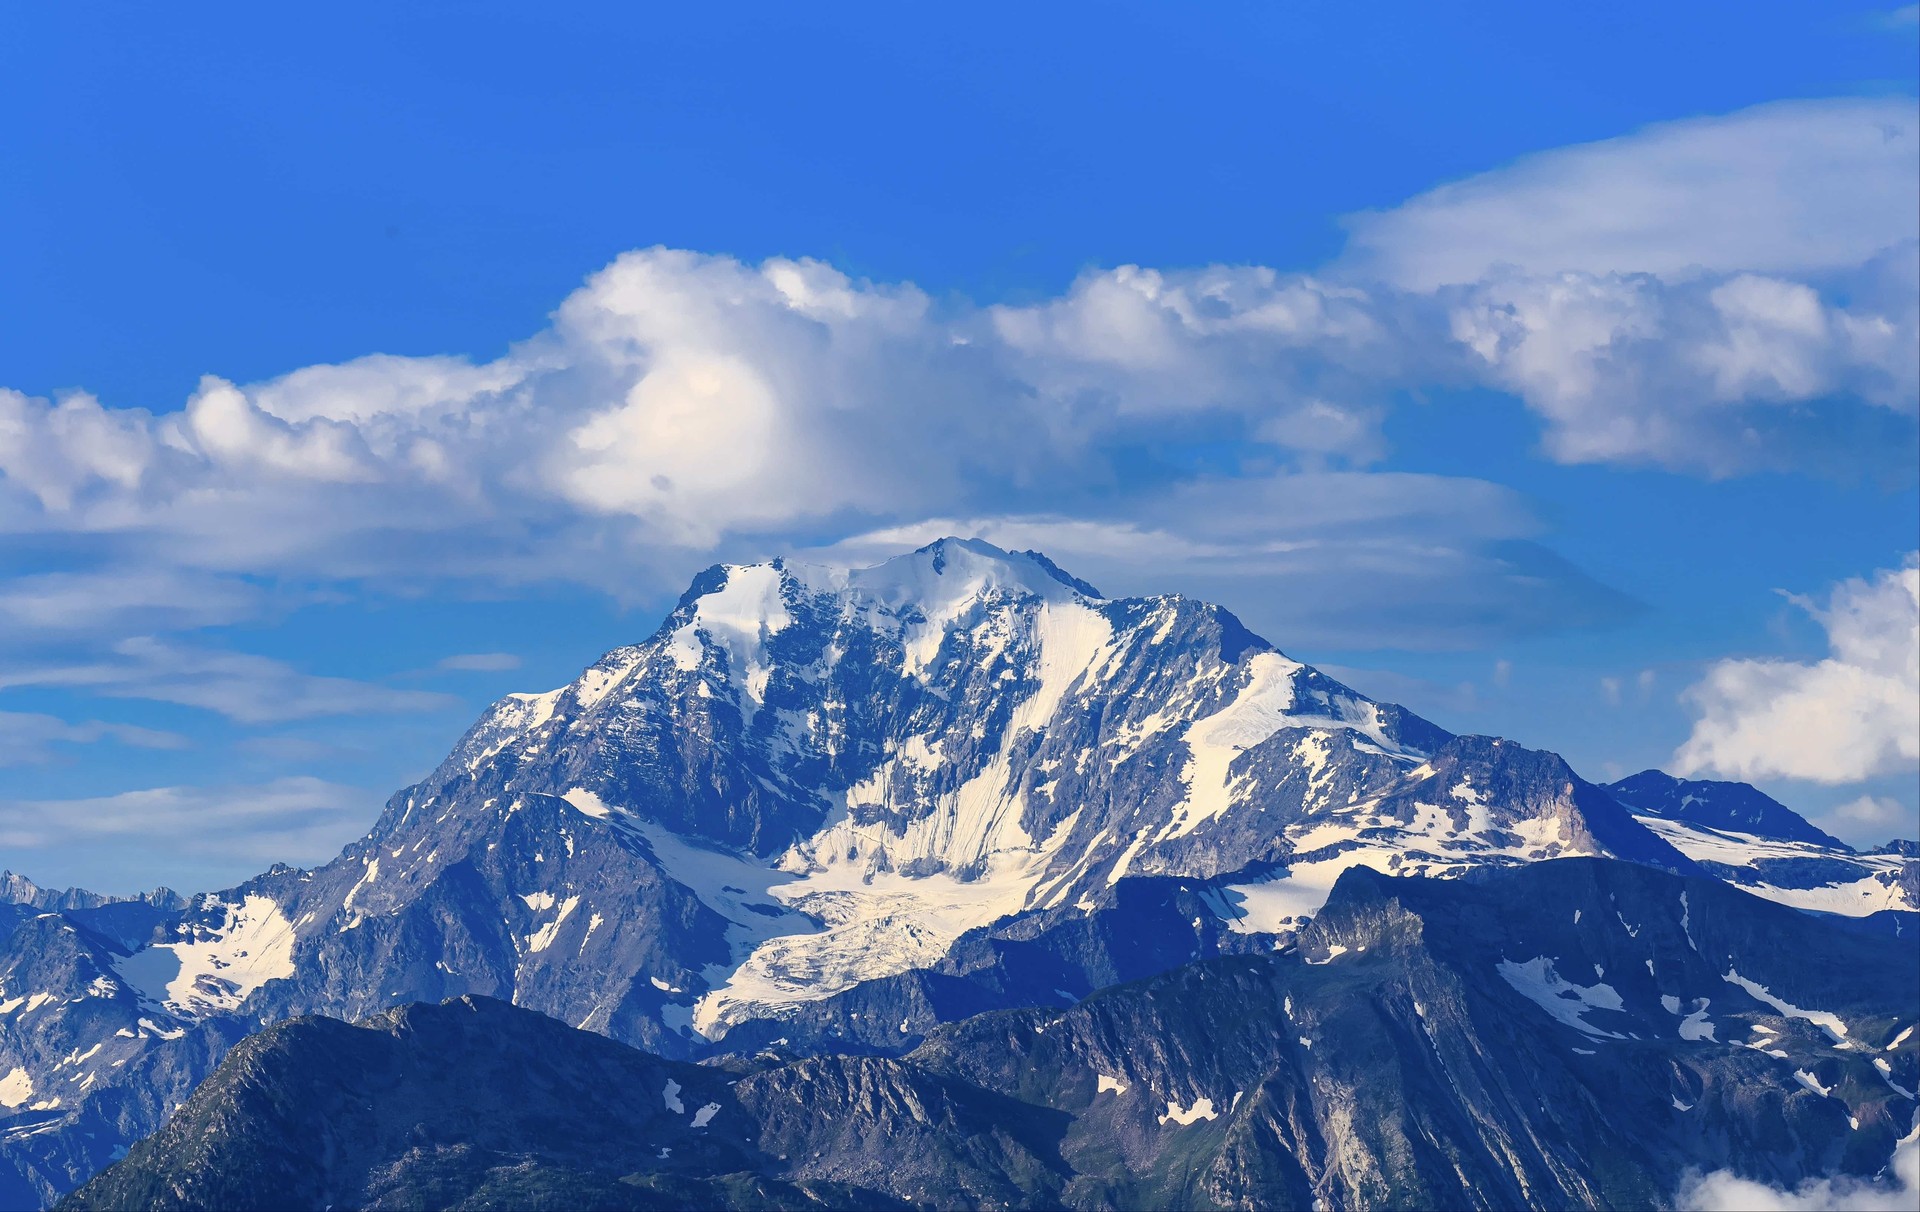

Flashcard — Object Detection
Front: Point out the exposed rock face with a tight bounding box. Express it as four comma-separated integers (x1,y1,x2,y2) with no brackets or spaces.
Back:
55,997,891,1212
4,540,1911,1207
60,861,1920,1212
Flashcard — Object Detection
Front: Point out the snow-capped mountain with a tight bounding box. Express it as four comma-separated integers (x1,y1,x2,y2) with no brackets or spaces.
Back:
1606,772,1919,918
218,538,1686,1043
1606,770,1848,848
3,538,1915,1207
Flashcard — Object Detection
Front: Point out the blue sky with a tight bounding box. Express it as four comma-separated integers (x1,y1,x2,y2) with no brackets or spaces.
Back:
2,2,1916,893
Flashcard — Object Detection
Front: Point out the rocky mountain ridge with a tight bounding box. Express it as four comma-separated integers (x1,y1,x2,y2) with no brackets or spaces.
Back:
3,538,1915,1208
59,859,1920,1211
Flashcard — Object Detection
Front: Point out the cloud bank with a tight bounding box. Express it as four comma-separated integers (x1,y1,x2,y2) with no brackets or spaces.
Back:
1678,1123,1918,1211
0,100,1911,673
1345,96,1919,474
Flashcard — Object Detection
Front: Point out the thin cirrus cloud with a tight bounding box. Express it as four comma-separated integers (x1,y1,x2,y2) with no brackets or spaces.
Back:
0,776,375,893
0,638,458,725
0,710,189,767
803,470,1640,652
1674,554,1920,785
0,568,263,641
0,97,1910,661
434,652,524,673
1339,98,1919,288
1870,4,1919,33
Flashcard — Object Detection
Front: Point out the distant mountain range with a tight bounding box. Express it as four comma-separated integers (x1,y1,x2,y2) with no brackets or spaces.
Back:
5,539,1916,1209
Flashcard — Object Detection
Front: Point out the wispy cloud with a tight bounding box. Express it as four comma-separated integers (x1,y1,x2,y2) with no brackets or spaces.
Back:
435,652,522,672
1310,664,1483,721
1340,97,1918,288
0,776,374,895
1870,5,1919,32
0,638,457,724
0,710,189,766
803,481,1640,651
0,569,263,641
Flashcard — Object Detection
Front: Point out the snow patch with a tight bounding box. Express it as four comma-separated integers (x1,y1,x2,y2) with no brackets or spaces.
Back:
1163,652,1304,840
1793,1070,1833,1098
1680,999,1717,1042
524,896,580,953
1496,956,1625,1038
1724,969,1850,1044
0,1068,31,1109
1872,1058,1916,1099
563,788,613,820
1158,1096,1219,1126
113,895,297,1017
1635,816,1915,916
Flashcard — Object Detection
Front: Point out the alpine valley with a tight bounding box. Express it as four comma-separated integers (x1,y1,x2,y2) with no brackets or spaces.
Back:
3,539,1916,1210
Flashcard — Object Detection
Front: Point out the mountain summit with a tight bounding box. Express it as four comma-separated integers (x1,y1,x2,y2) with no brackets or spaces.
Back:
315,536,1682,1039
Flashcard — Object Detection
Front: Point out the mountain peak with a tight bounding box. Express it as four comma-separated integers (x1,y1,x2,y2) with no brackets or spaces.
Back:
663,539,1104,661
847,536,1103,605
907,535,1100,596
1605,770,1846,850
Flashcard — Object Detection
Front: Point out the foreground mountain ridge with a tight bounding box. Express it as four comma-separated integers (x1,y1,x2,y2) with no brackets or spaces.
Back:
3,538,1915,1207
59,860,1920,1211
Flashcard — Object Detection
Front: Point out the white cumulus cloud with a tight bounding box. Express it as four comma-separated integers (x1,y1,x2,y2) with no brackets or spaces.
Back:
0,98,1912,673
1675,555,1920,784
1347,96,1919,475
1823,794,1910,830
1442,252,1918,473
0,251,1402,583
